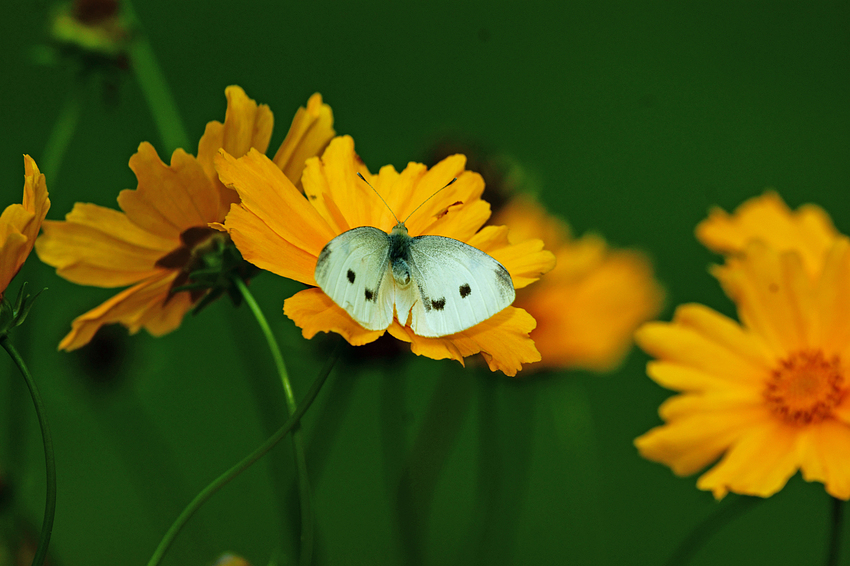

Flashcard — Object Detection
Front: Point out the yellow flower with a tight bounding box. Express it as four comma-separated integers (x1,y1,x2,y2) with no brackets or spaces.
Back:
36,86,334,350
636,196,850,499
494,197,664,372
1,156,50,297
216,135,555,376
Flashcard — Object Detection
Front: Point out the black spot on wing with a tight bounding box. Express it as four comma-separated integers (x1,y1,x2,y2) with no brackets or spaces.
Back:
365,288,375,301
347,269,356,283
432,297,446,311
459,283,471,298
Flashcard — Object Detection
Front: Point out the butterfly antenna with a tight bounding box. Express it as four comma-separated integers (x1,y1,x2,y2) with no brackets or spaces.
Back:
401,177,458,224
357,172,400,224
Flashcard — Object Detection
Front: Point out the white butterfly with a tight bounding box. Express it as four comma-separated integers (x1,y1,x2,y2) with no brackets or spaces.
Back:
313,176,515,337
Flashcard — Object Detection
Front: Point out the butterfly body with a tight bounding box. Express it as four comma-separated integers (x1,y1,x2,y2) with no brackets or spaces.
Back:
314,221,515,337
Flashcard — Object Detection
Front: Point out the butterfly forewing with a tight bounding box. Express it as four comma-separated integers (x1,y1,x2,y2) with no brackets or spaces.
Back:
314,227,395,331
405,235,515,337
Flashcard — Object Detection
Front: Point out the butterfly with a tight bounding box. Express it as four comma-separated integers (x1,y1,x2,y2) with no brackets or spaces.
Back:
313,175,515,337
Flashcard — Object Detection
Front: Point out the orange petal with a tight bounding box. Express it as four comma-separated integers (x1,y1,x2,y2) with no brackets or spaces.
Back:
635,401,766,476
798,420,850,500
225,204,318,285
35,203,173,287
217,149,337,260
815,238,850,356
695,419,800,498
469,225,556,289
387,306,541,376
283,288,384,346
696,191,838,278
272,93,335,189
119,143,222,239
58,271,192,351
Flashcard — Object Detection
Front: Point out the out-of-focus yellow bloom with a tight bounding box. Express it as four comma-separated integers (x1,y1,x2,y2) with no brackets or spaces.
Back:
36,86,334,350
637,193,850,499
493,196,664,372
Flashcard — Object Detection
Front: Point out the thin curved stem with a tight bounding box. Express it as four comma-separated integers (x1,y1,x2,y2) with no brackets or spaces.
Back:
41,81,83,186
665,496,761,566
146,338,341,566
1,337,56,566
826,496,845,566
234,277,313,565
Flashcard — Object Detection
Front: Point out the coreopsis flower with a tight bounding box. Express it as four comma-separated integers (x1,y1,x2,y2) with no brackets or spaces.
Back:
36,86,334,350
216,135,555,376
1,156,50,298
493,197,664,372
636,194,850,499
47,0,130,66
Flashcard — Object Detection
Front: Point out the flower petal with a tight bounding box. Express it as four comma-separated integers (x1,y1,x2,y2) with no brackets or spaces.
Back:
118,143,221,239
469,225,556,289
283,287,384,346
58,271,191,351
695,419,800,498
217,149,337,263
798,420,850,500
272,93,335,190
387,306,541,376
36,203,173,287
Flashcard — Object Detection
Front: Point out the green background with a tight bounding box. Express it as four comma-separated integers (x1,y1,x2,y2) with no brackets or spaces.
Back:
2,1,850,564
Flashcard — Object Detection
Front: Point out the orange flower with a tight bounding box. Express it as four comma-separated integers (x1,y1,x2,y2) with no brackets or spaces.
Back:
36,86,334,350
216,136,555,376
494,197,664,372
636,194,850,499
1,156,50,297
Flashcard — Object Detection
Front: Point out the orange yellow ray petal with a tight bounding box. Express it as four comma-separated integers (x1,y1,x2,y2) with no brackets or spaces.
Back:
798,421,850,500
58,270,190,351
272,93,335,189
283,288,384,346
118,143,220,239
36,203,172,287
217,149,337,258
469,225,555,289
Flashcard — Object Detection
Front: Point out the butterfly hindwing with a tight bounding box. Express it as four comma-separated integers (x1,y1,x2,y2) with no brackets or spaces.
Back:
405,235,515,337
314,226,395,331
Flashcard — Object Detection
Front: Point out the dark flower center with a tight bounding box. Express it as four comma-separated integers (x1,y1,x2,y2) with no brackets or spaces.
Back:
763,350,845,425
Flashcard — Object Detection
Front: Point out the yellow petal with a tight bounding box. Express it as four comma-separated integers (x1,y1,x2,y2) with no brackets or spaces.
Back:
119,143,222,239
469,225,556,290
798,420,850,500
695,419,800,499
217,149,337,261
272,93,335,190
58,271,191,351
35,203,172,287
283,288,384,346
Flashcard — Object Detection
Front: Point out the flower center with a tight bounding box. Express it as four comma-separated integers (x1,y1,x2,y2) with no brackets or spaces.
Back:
763,350,845,425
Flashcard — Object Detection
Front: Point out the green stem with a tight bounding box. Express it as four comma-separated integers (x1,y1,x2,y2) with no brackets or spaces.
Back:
122,0,191,154
234,277,313,566
665,496,761,566
41,81,83,185
826,497,845,566
146,338,342,566
1,337,56,566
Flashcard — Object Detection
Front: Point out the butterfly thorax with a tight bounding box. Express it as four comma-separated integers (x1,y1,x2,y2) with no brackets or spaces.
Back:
389,222,413,287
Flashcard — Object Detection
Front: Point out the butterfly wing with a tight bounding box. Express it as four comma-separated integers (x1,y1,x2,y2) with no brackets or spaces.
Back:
314,227,395,331
404,235,515,337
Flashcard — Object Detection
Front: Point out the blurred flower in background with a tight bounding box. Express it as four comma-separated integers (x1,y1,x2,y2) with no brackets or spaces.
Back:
636,193,850,499
35,86,334,350
217,135,556,376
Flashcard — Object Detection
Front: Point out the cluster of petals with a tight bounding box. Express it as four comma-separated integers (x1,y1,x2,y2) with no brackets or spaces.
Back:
493,197,664,372
636,192,850,499
0,156,50,297
35,86,334,350
216,135,556,376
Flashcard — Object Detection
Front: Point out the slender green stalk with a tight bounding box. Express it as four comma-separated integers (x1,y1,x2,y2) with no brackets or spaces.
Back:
41,81,83,186
665,496,761,566
234,277,313,566
146,338,341,566
826,497,846,566
122,0,191,154
1,337,56,566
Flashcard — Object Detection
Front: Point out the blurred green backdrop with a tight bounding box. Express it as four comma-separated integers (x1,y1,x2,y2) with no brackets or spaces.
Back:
2,1,850,565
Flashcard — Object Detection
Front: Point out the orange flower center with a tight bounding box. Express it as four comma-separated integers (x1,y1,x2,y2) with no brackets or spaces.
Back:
763,350,845,425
